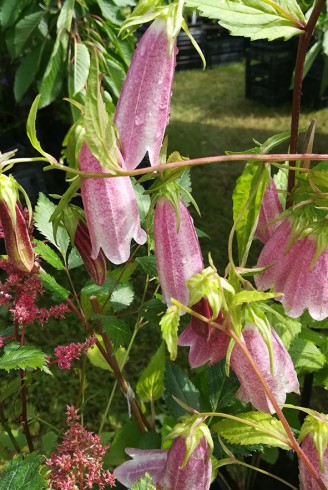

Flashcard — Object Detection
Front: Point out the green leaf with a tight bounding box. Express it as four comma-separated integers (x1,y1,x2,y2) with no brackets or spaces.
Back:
102,316,131,351
233,162,269,265
232,290,280,307
136,256,157,276
206,359,239,411
132,178,151,226
13,11,45,56
111,282,135,312
0,343,51,374
140,298,166,325
213,412,289,450
264,303,301,348
160,307,180,361
67,247,84,269
104,55,126,99
164,360,201,419
14,44,44,102
185,0,305,41
39,36,66,108
137,343,166,401
108,261,138,283
0,0,28,28
33,240,65,270
0,454,47,490
40,270,70,301
0,378,21,402
131,473,156,490
289,337,326,374
34,193,69,257
73,41,90,95
26,96,58,164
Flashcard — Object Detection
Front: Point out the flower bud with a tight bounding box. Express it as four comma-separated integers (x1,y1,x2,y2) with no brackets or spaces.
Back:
154,197,203,310
74,220,107,285
79,143,147,265
114,18,177,169
299,414,328,489
0,175,34,272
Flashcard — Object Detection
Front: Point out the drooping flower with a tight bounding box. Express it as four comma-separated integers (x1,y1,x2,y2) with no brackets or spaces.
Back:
255,178,283,243
114,422,212,489
255,219,328,320
178,299,229,368
0,175,34,272
114,18,177,169
79,143,147,265
298,413,328,490
73,220,107,285
230,324,299,413
154,196,203,309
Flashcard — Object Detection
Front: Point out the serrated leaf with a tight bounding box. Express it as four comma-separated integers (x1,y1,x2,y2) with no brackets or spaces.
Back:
14,11,44,56
102,316,131,351
73,41,90,95
0,454,47,490
232,290,280,306
0,343,51,373
160,307,180,361
33,240,65,270
34,193,69,256
233,162,269,265
140,298,166,325
40,270,70,301
132,178,151,226
289,337,326,374
14,44,44,102
213,412,289,450
111,282,135,312
206,359,239,411
164,360,201,419
136,256,157,276
131,473,156,490
67,247,84,269
137,343,166,401
185,0,305,41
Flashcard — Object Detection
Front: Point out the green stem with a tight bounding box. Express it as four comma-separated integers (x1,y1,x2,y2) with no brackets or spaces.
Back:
0,401,21,453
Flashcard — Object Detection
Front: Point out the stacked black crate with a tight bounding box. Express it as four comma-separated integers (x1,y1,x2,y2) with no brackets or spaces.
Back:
203,23,244,68
245,39,297,106
302,55,328,109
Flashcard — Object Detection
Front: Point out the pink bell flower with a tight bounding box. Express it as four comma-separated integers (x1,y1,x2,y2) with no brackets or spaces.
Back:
114,18,177,169
114,436,212,489
79,143,147,265
299,434,328,490
255,178,283,243
178,299,229,368
154,197,203,309
230,324,299,413
255,219,328,320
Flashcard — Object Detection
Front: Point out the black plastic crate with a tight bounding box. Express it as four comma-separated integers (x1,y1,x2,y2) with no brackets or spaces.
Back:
208,51,244,68
206,37,244,55
245,60,293,104
245,39,296,64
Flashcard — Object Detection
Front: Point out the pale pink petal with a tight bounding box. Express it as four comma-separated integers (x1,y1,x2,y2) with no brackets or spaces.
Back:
154,197,203,309
256,220,328,320
113,448,167,487
114,18,177,169
79,143,146,265
178,299,229,368
299,435,328,490
255,179,283,243
231,325,299,413
160,437,212,490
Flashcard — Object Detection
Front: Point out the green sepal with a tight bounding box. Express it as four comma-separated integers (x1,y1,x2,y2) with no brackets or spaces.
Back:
160,305,180,360
49,177,81,242
0,175,20,228
181,19,206,69
299,413,328,472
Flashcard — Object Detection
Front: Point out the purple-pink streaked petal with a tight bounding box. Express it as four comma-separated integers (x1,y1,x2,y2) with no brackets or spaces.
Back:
299,434,328,490
256,178,283,243
113,448,167,487
114,18,177,169
178,299,229,368
230,325,299,413
154,197,204,310
79,144,146,265
256,220,328,320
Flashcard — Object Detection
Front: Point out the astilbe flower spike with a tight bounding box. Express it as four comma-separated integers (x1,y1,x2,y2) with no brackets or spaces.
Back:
114,18,177,169
46,406,115,490
79,143,147,265
230,324,299,413
154,197,204,310
114,434,212,489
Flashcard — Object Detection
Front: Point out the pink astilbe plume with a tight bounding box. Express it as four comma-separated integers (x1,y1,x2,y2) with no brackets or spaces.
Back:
55,337,97,370
46,406,115,490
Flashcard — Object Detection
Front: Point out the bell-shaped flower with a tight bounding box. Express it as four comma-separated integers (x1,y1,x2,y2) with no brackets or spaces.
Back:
0,174,34,272
178,298,229,368
230,324,299,413
299,413,328,489
114,18,177,169
154,196,203,310
79,143,147,265
255,219,328,320
255,178,283,243
73,220,107,285
114,423,212,489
